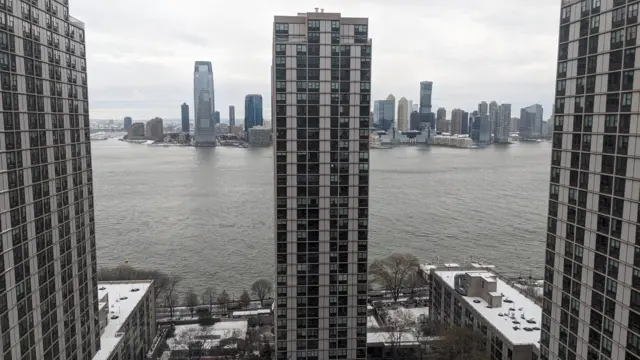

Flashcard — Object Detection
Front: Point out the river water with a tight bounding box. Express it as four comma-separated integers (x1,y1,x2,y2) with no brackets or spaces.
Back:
91,140,551,296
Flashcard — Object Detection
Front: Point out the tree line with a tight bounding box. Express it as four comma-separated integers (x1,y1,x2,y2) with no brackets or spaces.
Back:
97,265,273,318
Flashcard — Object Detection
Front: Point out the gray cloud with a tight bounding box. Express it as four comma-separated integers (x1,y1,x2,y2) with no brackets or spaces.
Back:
71,0,560,120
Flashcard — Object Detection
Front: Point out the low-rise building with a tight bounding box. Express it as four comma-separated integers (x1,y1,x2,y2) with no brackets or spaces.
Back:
165,321,248,359
248,125,271,146
93,281,156,360
429,267,541,360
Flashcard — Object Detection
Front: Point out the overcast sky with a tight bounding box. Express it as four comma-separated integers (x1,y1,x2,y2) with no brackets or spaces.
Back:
71,0,560,121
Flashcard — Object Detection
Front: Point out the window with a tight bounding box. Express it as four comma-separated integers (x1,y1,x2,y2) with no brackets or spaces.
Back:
561,6,571,20
592,0,600,7
622,93,632,106
591,15,600,29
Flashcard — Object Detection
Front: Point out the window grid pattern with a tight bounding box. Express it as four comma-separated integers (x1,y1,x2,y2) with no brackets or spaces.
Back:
0,0,98,359
545,1,640,360
272,13,371,360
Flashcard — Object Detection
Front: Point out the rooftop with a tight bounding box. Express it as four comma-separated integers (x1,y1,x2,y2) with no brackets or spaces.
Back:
434,270,541,348
93,281,152,360
167,321,248,350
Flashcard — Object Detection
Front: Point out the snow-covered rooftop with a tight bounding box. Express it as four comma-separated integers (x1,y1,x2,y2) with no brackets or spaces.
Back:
434,270,541,348
167,321,248,351
93,281,153,360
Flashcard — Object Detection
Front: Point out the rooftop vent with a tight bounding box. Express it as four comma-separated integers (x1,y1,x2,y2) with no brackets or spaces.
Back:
120,296,128,300
498,313,504,317
533,327,541,331
486,305,492,309
130,288,140,292
513,320,520,324
110,315,119,320
527,319,536,324
314,7,318,12
513,326,520,331
503,299,513,303
523,327,534,332
115,331,125,337
99,287,106,290
473,300,481,303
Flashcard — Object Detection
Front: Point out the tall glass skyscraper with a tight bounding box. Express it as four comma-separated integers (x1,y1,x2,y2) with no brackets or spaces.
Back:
181,102,189,133
193,61,215,146
542,1,640,360
272,10,371,360
244,94,263,131
0,2,101,359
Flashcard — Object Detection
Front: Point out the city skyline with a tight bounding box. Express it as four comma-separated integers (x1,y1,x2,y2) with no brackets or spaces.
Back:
71,0,559,120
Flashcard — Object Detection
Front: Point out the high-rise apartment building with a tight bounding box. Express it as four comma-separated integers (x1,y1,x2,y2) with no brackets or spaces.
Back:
478,101,488,115
124,116,132,130
461,111,469,135
214,110,220,124
244,94,263,132
489,101,498,140
0,4,102,360
542,2,640,360
470,112,490,144
229,105,236,127
436,107,446,121
519,108,537,140
419,81,433,114
496,104,511,143
409,111,421,131
397,97,409,131
272,10,371,360
193,61,216,146
373,98,394,131
524,103,544,137
451,108,464,134
181,103,189,133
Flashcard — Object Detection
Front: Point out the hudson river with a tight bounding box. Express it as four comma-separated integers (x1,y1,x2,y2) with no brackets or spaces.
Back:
91,140,551,295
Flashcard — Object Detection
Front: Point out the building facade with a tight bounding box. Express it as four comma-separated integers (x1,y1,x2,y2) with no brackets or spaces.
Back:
470,112,490,144
409,111,421,131
436,107,446,122
181,103,189,133
272,10,371,360
478,101,488,115
244,94,263,132
419,81,432,114
542,2,640,360
524,103,543,136
193,61,216,146
430,267,541,360
145,117,163,140
93,281,156,360
397,97,409,131
229,105,236,127
374,98,394,131
496,104,511,143
451,108,463,134
124,116,132,130
248,126,272,147
0,2,102,359
519,108,537,140
128,122,145,138
461,111,470,135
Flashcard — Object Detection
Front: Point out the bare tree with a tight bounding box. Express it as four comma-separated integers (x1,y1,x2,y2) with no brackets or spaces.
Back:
370,253,420,301
217,290,231,315
166,293,178,319
433,327,489,360
163,274,181,317
383,309,416,360
97,264,171,299
239,290,251,309
520,285,543,304
251,279,272,307
404,271,425,299
184,289,199,317
202,287,215,313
